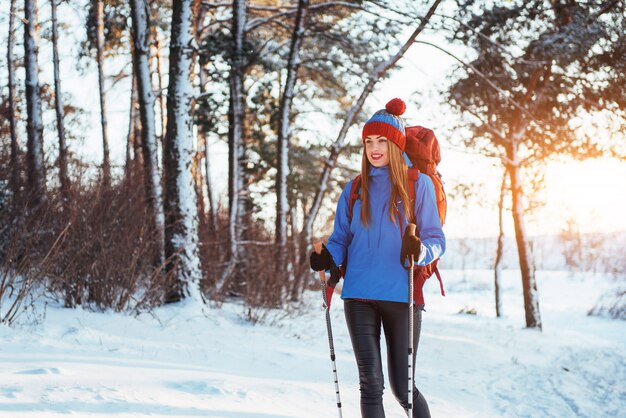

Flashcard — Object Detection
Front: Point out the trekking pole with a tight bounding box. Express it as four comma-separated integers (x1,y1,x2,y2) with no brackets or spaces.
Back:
313,242,343,418
404,224,417,418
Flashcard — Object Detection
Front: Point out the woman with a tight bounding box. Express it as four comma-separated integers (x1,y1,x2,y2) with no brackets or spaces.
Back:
310,98,445,418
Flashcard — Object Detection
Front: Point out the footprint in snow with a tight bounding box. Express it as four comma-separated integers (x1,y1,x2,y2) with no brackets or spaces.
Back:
167,380,247,399
15,367,62,375
1,386,23,398
167,381,224,396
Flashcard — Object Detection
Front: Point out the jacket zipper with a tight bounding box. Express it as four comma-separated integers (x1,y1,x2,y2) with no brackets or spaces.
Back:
378,202,387,248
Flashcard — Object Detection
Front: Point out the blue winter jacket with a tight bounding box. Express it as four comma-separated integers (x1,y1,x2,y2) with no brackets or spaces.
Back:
325,166,446,303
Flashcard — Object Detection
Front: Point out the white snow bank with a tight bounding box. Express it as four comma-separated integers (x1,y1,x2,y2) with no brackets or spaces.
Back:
0,269,624,417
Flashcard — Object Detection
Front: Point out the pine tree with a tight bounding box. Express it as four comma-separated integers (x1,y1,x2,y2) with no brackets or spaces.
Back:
447,0,626,329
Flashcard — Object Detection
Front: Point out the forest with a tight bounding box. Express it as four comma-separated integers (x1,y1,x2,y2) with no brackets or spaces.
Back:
1,0,625,329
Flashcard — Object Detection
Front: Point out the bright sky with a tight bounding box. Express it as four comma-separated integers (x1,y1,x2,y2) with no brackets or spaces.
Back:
2,1,625,239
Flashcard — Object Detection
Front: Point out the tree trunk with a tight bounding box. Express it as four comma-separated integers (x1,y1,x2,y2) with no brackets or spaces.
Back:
198,61,217,232
24,0,46,204
204,135,217,232
289,204,303,302
194,4,217,231
51,0,70,210
8,0,20,202
132,106,143,177
506,144,542,329
154,35,167,152
125,63,137,183
215,0,247,293
193,129,207,219
191,0,206,222
95,0,111,187
301,0,442,258
493,169,507,318
276,0,308,284
130,0,166,267
163,0,203,303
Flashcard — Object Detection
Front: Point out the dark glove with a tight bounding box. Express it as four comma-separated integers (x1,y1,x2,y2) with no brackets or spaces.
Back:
406,235,422,259
327,263,342,288
400,234,422,267
310,245,333,271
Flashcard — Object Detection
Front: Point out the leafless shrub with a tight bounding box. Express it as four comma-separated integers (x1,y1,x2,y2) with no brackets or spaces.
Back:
45,177,164,311
0,193,65,324
197,211,310,323
589,287,626,320
0,149,313,321
0,247,37,325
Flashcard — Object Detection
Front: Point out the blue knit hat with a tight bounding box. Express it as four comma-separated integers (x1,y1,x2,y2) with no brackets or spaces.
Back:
362,98,407,151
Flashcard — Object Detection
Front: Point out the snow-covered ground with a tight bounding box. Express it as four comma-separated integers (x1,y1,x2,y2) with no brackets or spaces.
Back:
1,270,624,418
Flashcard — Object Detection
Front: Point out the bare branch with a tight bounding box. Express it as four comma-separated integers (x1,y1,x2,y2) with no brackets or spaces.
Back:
429,12,547,66
246,1,365,33
414,40,542,125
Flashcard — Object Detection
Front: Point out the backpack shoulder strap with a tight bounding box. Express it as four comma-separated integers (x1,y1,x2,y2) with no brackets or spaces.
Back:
407,167,419,202
348,175,361,222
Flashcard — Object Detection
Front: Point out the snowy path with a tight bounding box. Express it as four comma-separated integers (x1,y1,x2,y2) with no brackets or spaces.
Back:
0,270,624,417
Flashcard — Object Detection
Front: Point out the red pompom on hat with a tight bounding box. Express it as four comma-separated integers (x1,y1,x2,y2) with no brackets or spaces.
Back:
362,98,408,150
385,98,406,116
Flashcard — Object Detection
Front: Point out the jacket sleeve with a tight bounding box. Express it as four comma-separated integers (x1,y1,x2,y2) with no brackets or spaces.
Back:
325,181,354,267
413,175,446,266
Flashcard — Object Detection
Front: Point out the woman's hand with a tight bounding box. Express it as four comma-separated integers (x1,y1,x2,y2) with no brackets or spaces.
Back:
405,235,422,260
310,246,333,272
401,225,422,267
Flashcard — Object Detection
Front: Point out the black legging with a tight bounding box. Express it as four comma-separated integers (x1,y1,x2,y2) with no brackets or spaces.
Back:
344,299,431,418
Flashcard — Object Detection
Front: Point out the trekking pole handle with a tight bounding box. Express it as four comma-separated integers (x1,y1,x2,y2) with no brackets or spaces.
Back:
313,242,326,283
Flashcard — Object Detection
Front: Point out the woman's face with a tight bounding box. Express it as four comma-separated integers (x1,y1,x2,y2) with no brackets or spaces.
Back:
364,135,389,167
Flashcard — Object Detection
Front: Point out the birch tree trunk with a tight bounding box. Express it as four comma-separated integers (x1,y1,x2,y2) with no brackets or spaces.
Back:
199,60,217,232
190,0,206,222
51,0,70,210
215,0,246,292
493,169,507,318
289,204,303,302
301,0,442,257
130,0,166,266
155,35,166,152
8,0,20,202
276,0,308,285
95,0,111,187
506,144,542,329
163,0,203,303
132,107,143,176
125,65,137,182
24,0,47,204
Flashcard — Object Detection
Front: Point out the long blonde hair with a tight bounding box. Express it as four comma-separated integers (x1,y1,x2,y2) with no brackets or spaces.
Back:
359,142,414,228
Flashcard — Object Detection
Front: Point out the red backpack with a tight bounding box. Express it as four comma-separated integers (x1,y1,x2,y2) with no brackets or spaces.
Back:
345,126,447,304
